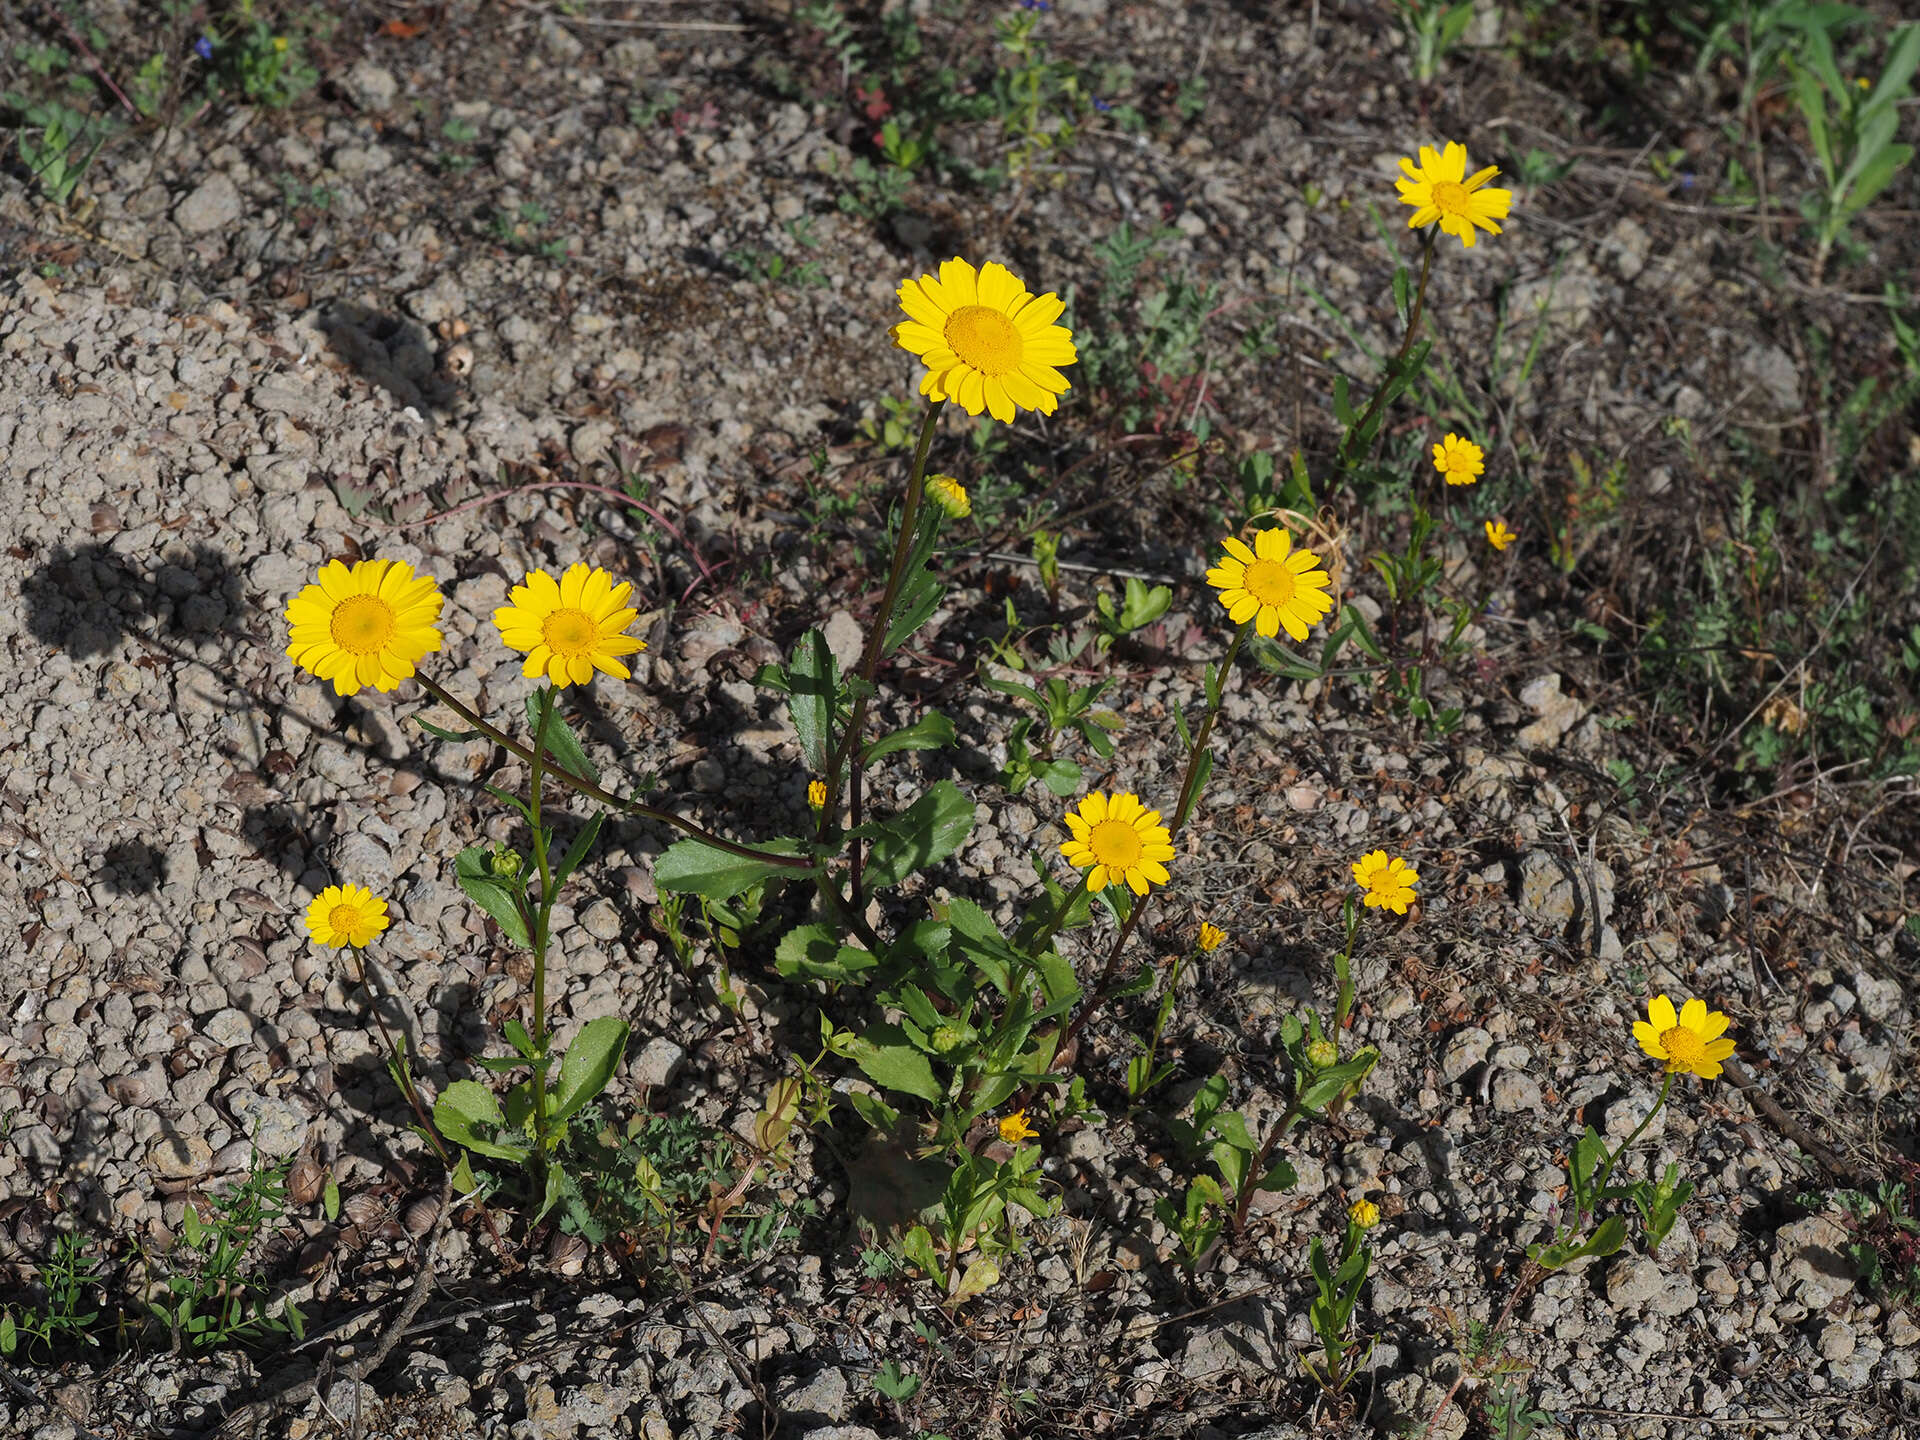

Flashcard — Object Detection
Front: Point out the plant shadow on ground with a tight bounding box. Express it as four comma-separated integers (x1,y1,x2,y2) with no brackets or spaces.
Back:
312,299,462,418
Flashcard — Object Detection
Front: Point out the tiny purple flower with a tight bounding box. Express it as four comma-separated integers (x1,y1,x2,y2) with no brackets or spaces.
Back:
194,36,215,60
1093,97,1112,112
1020,0,1052,9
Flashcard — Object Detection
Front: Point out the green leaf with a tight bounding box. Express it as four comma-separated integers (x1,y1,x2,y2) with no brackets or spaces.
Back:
1332,374,1354,427
846,1088,900,1134
322,1177,341,1221
1173,750,1213,832
901,1224,941,1280
654,836,807,901
849,1022,944,1102
1530,1214,1628,1270
527,691,599,785
949,1256,999,1304
434,1080,530,1162
861,780,974,890
414,716,484,743
552,812,604,892
552,1017,629,1121
503,1020,539,1059
455,847,530,946
449,1154,476,1196
1034,758,1082,796
1299,1048,1377,1111
785,629,838,773
885,572,946,655
775,923,879,984
864,710,957,763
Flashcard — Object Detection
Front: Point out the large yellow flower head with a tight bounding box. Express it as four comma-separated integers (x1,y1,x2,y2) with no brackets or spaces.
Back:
892,257,1077,424
493,563,646,688
303,884,390,948
1060,791,1175,895
1433,433,1485,486
1634,996,1736,1080
284,559,445,697
1206,528,1335,642
1395,143,1512,249
1353,850,1419,914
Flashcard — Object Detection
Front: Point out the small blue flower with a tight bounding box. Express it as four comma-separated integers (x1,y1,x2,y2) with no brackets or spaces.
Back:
194,36,215,60
1020,0,1052,9
1093,97,1112,112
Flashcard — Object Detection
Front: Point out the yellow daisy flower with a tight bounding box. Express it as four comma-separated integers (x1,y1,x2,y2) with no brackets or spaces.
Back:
493,563,647,688
1395,142,1512,248
1060,791,1175,896
1485,519,1516,551
1348,1197,1381,1230
807,779,828,809
1205,528,1335,642
1352,850,1419,914
284,558,445,697
1433,433,1484,485
998,1110,1038,1145
1197,922,1227,953
1633,996,1736,1080
892,257,1077,424
927,473,971,518
303,884,390,948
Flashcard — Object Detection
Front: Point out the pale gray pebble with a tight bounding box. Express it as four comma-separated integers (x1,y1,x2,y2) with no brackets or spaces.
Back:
174,174,243,235
630,1037,685,1089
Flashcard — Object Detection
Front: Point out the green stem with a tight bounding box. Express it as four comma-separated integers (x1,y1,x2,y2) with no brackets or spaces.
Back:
819,396,944,903
1592,1071,1674,1203
1026,874,1089,958
1339,227,1435,470
413,674,812,870
1051,621,1251,1071
1232,1098,1303,1233
528,694,556,1153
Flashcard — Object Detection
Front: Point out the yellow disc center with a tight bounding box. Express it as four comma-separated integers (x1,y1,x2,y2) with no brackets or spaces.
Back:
1089,818,1143,870
1431,180,1472,218
542,607,599,658
944,305,1025,375
1660,1025,1706,1069
1242,559,1298,609
329,905,362,936
330,594,397,655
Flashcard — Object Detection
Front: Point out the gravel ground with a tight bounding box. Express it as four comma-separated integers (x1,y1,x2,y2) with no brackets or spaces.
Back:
2,2,1917,1438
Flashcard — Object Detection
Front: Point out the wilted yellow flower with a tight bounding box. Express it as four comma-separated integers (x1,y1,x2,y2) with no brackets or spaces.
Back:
1485,519,1516,551
1348,1197,1381,1230
303,884,390,948
1432,433,1484,486
284,558,445,697
926,473,971,518
272,35,289,53
1197,922,1227,952
807,779,828,809
493,563,646,688
1205,528,1335,643
1352,850,1419,914
999,1110,1038,1145
1634,996,1736,1080
1395,142,1512,248
892,257,1076,424
1059,791,1175,896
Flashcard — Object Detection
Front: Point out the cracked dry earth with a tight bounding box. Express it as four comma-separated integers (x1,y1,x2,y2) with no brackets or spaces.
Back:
2,2,1919,1439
